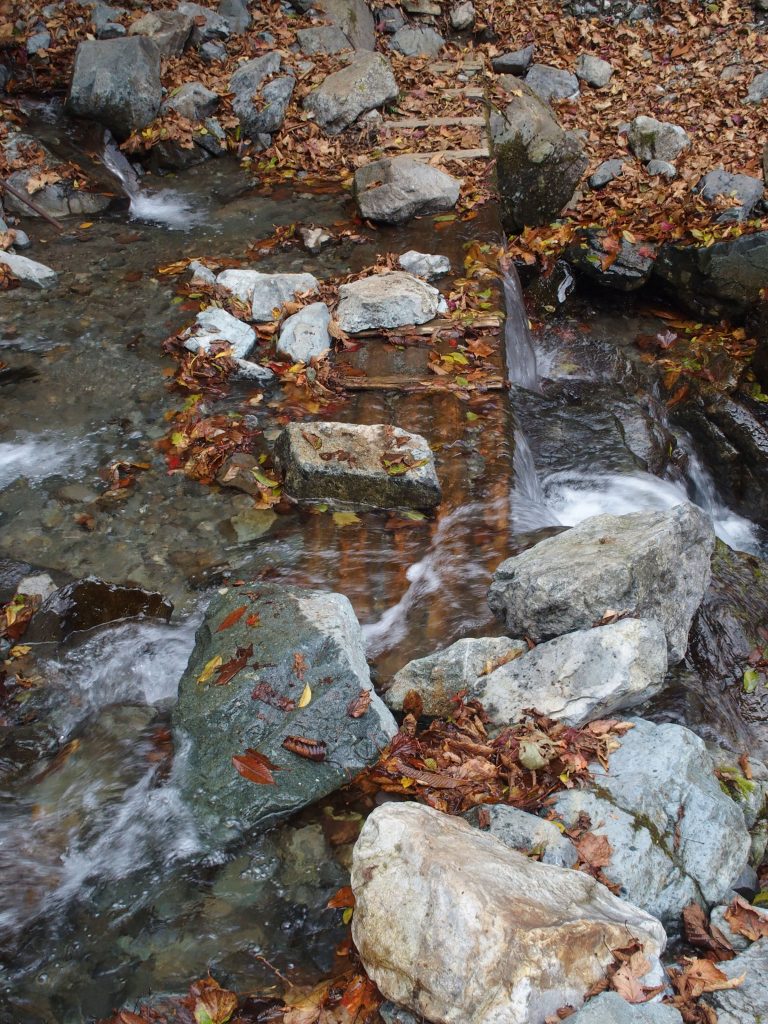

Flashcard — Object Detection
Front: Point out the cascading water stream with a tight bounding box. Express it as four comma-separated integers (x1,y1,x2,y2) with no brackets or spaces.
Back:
500,256,541,393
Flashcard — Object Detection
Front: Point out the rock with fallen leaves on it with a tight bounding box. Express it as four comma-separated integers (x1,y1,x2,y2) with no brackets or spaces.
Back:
490,81,588,233
2,133,112,220
568,230,657,291
391,25,445,56
386,619,667,726
66,36,162,140
352,802,667,1024
566,992,683,1022
627,116,691,164
553,718,751,927
0,251,57,288
589,159,623,189
215,269,319,320
525,63,580,103
314,0,376,50
386,636,527,715
276,302,331,364
177,2,230,45
336,271,444,332
702,938,768,1022
652,230,768,318
488,503,714,664
296,25,352,55
161,81,219,121
492,45,535,75
710,902,768,952
398,250,451,278
128,10,194,57
183,307,256,360
355,156,460,225
303,52,398,135
464,804,579,868
694,168,765,222
275,421,441,510
576,53,614,88
173,583,397,846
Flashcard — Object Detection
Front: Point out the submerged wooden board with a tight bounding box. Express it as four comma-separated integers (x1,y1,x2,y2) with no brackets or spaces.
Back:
332,373,507,393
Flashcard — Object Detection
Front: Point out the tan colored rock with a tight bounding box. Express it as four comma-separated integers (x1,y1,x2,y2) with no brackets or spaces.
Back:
352,803,667,1024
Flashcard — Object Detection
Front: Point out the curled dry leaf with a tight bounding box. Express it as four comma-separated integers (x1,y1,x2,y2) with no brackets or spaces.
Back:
347,689,372,718
282,735,327,762
724,894,768,942
232,748,282,785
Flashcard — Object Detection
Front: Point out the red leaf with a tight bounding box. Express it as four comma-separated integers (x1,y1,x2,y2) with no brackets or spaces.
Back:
216,605,246,632
214,643,253,686
232,748,282,785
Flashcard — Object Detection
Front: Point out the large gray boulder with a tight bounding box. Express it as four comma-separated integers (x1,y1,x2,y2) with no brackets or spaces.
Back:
66,36,162,139
276,302,331,363
553,718,751,927
567,993,683,1023
575,54,614,88
386,619,668,726
464,804,579,869
490,82,588,232
702,938,768,1023
355,156,460,224
627,116,690,163
303,52,398,134
216,269,318,320
275,421,441,510
488,504,715,664
336,271,442,332
314,0,375,50
173,584,397,846
128,10,193,56
352,803,667,1024
653,231,768,318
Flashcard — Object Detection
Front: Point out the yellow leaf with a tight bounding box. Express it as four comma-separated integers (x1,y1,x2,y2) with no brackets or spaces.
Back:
197,654,223,684
79,222,93,229
297,682,312,708
332,511,361,527
342,907,354,925
9,645,31,658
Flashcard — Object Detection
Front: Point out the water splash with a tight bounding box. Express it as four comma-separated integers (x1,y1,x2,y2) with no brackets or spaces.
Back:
0,433,95,491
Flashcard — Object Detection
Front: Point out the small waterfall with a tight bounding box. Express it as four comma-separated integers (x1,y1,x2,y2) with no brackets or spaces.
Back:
500,255,540,392
100,130,202,229
510,428,560,532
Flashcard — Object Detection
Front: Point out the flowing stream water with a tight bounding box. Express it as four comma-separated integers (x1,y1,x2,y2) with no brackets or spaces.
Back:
1,154,766,1022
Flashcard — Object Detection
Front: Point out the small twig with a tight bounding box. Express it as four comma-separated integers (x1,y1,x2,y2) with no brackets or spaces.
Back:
0,178,65,232
254,954,292,986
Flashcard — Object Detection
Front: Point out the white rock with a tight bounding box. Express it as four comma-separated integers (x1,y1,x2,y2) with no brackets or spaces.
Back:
352,802,667,1024
15,573,58,603
0,251,57,288
398,250,451,278
575,54,614,88
189,259,216,286
216,269,319,321
336,271,442,333
276,302,331,363
183,307,255,359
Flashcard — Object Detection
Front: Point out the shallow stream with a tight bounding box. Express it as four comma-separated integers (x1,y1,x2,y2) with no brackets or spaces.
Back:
0,154,765,1022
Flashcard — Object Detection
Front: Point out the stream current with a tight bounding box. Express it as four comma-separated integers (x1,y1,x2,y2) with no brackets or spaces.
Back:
0,155,765,1022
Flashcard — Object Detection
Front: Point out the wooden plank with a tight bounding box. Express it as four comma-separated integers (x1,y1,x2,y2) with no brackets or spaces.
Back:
443,87,486,98
432,60,485,73
382,115,485,129
408,147,491,161
333,374,506,393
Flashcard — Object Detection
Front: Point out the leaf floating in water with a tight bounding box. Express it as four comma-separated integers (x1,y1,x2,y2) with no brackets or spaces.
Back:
232,748,282,785
347,689,372,718
197,654,223,685
282,735,327,762
214,644,253,686
332,511,360,526
192,979,239,1024
216,605,246,632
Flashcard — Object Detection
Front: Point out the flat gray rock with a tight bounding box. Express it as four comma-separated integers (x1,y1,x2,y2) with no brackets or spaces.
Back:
161,81,219,121
589,159,623,189
313,0,375,50
178,1,230,45
296,25,351,55
627,115,690,162
218,0,251,33
276,302,331,363
128,11,194,57
183,307,255,359
492,46,535,75
275,421,441,510
398,250,451,278
352,803,666,1024
488,503,715,664
355,156,460,224
386,619,667,726
0,251,57,288
746,71,768,103
695,168,764,221
555,718,751,926
525,63,580,103
702,938,768,1022
391,26,445,56
647,158,677,179
575,53,614,87
336,271,442,332
303,52,398,134
173,583,397,846
216,269,318,320
464,804,579,868
66,36,162,139
567,992,683,1023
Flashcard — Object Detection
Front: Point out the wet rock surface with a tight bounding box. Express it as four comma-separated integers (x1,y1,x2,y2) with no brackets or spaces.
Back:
352,802,667,1024
173,583,397,846
275,421,441,510
488,504,715,663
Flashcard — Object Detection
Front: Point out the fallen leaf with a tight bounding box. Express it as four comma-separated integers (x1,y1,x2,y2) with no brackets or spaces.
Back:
333,511,361,526
347,689,372,717
216,605,246,632
214,644,253,686
724,895,768,941
197,654,223,685
327,885,355,909
297,682,312,708
232,748,282,785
